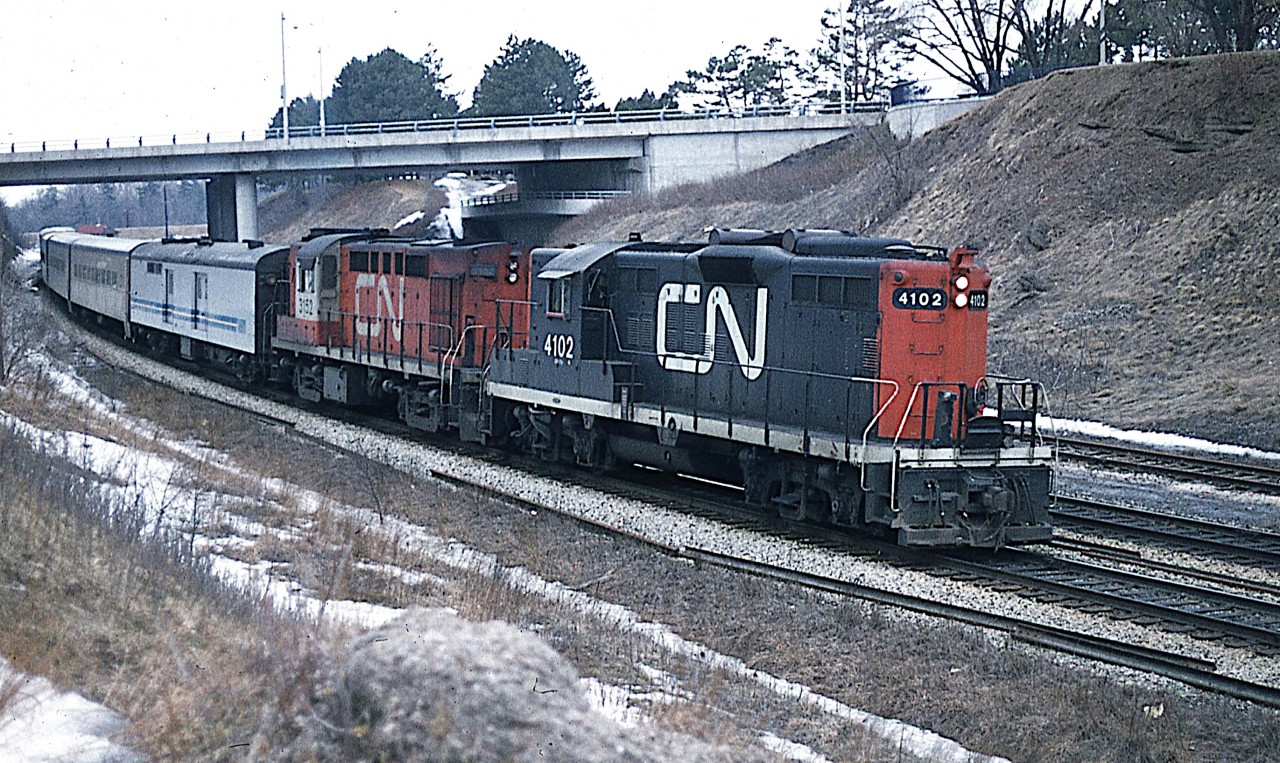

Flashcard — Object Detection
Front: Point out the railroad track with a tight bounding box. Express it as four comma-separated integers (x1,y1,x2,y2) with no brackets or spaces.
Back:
529,465,1280,705
59,311,1280,708
932,549,1280,653
686,548,1280,709
1051,494,1280,574
1057,433,1280,495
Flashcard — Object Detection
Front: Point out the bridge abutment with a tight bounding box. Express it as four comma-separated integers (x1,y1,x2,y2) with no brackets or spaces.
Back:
205,173,258,241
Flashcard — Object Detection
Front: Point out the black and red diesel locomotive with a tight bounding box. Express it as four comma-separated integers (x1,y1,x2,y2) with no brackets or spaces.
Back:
40,226,1054,549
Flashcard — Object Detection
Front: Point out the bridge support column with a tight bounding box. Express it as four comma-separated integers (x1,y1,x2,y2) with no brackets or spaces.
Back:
205,173,259,242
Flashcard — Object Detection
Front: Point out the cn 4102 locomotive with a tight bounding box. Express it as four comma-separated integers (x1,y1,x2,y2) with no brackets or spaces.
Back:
40,226,1053,549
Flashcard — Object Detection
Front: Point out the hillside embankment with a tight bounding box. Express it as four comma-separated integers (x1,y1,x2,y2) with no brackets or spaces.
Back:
257,178,446,242
555,52,1280,449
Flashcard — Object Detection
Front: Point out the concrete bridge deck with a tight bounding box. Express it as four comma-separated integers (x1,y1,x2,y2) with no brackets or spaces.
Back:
0,99,986,243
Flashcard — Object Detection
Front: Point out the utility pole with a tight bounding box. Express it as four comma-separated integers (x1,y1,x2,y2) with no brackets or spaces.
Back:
280,13,290,144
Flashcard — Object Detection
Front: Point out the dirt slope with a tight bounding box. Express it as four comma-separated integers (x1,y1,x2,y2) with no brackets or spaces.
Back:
555,52,1280,448
258,178,445,243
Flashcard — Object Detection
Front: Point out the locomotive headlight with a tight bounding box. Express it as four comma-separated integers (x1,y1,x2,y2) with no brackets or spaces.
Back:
507,272,519,283
954,293,969,308
954,275,969,290
508,259,519,271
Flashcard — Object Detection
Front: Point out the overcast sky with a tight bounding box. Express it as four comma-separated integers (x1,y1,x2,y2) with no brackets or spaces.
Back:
1,0,879,141
0,0,948,204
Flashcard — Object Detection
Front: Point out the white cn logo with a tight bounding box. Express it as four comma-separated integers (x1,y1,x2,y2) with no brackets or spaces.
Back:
355,273,404,342
656,283,767,380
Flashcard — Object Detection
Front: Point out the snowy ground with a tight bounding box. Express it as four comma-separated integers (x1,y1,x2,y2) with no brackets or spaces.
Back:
0,658,141,763
6,335,1280,760
2,353,999,763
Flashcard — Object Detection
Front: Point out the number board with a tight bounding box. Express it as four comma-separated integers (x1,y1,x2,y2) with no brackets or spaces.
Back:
968,290,989,310
892,287,946,311
543,333,575,362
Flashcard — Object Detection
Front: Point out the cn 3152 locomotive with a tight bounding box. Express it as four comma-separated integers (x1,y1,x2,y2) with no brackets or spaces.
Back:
40,226,1054,548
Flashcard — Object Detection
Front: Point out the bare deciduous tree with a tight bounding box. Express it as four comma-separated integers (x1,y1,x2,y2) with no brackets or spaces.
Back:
902,0,1026,93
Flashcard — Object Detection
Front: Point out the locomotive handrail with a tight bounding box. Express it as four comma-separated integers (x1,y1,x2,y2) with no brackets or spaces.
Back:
443,322,500,403
551,304,908,463
981,375,1052,443
982,375,1060,501
576,320,905,471
889,381,966,513
890,378,1055,456
890,381,969,451
493,299,536,360
322,309,454,377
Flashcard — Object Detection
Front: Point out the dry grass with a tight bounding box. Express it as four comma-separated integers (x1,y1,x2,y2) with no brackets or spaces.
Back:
0,421,335,761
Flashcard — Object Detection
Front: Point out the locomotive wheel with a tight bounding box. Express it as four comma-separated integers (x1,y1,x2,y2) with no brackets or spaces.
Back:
774,480,833,524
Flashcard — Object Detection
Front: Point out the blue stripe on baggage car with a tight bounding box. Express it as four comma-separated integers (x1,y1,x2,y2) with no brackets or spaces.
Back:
130,298,247,333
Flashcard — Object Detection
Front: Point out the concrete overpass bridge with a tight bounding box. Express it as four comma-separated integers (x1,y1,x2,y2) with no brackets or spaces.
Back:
0,99,983,243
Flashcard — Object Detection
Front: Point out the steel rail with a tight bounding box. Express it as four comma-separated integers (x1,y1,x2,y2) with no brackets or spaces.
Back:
938,548,1280,650
680,547,1280,708
1057,434,1280,495
1050,534,1280,600
1051,494,1280,570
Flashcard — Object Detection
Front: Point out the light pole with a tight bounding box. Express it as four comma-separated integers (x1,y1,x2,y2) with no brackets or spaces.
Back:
319,46,326,136
834,3,847,113
1099,0,1107,65
280,13,289,143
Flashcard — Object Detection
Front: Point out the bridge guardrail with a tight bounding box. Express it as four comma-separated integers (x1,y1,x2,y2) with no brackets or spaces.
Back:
5,100,888,155
459,190,632,208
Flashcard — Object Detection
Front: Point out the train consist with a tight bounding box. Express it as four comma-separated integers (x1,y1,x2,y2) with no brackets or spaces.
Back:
40,226,1054,548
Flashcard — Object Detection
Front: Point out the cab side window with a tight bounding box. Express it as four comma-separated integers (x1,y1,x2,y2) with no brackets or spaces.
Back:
547,277,571,317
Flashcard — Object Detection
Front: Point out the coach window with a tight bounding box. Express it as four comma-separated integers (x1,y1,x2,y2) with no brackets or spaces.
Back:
547,276,571,317
350,251,369,272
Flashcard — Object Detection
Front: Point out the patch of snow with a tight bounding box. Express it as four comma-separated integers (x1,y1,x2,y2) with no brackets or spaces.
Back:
2,404,399,631
426,172,512,239
394,210,425,229
580,678,650,728
204,554,402,629
1046,415,1280,462
0,658,143,763
758,732,831,762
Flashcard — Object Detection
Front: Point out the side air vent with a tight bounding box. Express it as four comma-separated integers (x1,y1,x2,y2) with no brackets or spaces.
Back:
861,337,881,377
